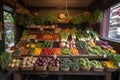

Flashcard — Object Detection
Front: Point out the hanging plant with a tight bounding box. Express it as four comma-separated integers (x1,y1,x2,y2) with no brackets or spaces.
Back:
47,14,58,24
25,14,34,25
71,14,83,24
92,10,103,23
34,15,47,25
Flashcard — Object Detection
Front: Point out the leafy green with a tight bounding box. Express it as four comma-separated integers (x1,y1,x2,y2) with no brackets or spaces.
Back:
0,52,12,69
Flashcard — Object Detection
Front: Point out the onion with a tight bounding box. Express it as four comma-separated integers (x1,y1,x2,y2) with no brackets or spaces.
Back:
60,42,66,47
66,44,69,48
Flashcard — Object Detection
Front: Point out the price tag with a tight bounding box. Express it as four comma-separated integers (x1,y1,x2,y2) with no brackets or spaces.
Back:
53,55,57,59
103,54,107,58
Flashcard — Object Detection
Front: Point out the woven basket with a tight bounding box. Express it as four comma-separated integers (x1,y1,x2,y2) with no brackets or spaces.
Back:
71,68,80,71
92,67,104,72
48,66,59,71
81,66,91,71
60,68,70,71
105,67,117,72
21,66,33,70
35,66,47,71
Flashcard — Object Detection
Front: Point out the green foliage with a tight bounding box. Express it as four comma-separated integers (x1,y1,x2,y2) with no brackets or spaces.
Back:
25,14,34,25
34,15,47,24
71,14,83,24
0,52,12,69
47,14,58,24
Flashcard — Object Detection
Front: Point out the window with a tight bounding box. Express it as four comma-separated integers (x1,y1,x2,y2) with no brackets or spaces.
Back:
107,3,120,41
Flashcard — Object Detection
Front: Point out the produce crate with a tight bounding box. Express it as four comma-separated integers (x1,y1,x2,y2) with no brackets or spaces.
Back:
60,68,70,71
6,67,19,71
48,66,59,71
35,66,47,71
105,67,117,72
92,67,104,72
21,66,33,70
71,68,80,71
81,66,91,71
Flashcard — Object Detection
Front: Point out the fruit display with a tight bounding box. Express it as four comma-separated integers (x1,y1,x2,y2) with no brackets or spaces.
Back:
102,60,117,69
53,34,60,41
48,57,60,71
21,49,29,55
60,30,69,42
91,60,103,68
108,54,120,67
60,58,71,71
52,48,61,56
21,56,37,70
79,58,91,71
43,34,53,40
70,48,79,56
8,59,21,69
70,59,80,71
41,48,54,56
28,35,37,40
96,40,117,54
34,57,48,70
32,48,42,56
36,34,43,40
61,48,70,56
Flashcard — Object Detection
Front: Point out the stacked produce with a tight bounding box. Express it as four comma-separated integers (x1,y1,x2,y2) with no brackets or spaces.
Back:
28,35,37,40
79,58,91,71
21,56,37,70
36,34,43,40
32,48,42,56
41,48,54,56
76,41,88,55
102,60,117,69
60,58,71,71
96,40,117,54
70,59,80,71
48,57,60,71
70,48,79,56
60,30,69,42
21,49,29,55
61,48,70,56
53,34,60,41
43,34,53,40
34,57,48,70
8,59,21,69
52,48,61,56
108,54,120,67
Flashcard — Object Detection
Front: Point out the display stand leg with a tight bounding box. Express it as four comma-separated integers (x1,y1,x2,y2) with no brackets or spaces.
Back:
14,72,21,80
106,72,111,80
58,75,63,80
118,71,120,80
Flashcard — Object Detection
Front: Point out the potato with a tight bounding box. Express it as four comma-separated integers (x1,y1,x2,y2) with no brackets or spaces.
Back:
12,59,16,63
11,63,15,68
16,63,19,67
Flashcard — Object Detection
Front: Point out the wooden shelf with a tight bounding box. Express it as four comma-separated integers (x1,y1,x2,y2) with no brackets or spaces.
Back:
13,55,108,59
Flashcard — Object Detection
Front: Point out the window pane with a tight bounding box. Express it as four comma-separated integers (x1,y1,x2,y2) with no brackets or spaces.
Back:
108,3,120,40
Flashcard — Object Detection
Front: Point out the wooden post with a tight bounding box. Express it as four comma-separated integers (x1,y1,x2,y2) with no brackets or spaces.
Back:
14,72,21,80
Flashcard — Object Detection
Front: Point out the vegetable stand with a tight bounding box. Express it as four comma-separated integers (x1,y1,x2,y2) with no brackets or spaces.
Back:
13,70,112,80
